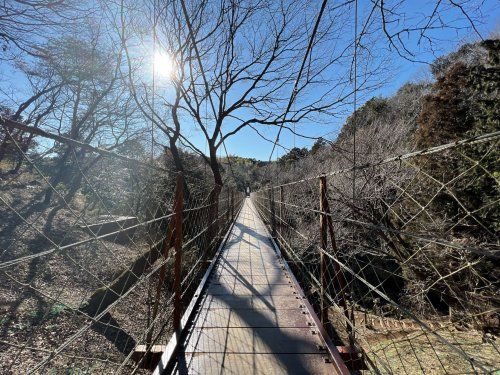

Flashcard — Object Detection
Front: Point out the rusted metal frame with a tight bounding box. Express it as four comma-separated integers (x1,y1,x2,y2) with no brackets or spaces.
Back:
321,178,365,370
144,176,183,345
323,183,353,343
251,201,350,375
153,201,244,375
128,173,183,372
172,173,185,332
319,176,329,327
137,173,184,369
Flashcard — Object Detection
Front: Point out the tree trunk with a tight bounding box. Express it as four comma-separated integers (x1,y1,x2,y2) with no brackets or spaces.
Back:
169,138,184,173
43,148,72,205
9,133,36,174
208,144,223,186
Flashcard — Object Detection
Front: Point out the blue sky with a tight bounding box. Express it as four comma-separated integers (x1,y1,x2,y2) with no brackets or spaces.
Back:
214,0,500,161
1,0,499,161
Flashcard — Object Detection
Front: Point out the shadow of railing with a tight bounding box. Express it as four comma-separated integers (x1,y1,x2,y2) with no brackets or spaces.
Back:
175,204,320,373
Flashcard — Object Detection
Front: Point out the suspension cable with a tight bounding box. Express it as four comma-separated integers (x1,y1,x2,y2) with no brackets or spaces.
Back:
267,0,329,163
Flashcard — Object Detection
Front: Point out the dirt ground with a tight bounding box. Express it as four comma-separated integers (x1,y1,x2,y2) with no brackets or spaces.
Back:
0,171,174,374
364,328,499,374
329,308,499,374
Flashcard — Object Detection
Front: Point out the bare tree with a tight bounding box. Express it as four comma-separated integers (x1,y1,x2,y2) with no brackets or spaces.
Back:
120,0,380,187
30,32,139,205
118,0,488,189
375,0,487,62
0,78,64,170
0,0,83,59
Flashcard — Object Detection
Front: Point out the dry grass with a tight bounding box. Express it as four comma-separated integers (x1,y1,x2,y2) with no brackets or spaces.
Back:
328,306,499,374
365,328,499,374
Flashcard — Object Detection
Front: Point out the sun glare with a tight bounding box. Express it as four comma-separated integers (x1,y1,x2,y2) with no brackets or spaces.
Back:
154,51,175,78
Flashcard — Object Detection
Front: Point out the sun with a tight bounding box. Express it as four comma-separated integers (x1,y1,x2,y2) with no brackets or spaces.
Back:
154,51,175,78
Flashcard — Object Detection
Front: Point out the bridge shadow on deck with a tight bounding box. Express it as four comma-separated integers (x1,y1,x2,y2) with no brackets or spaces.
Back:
175,207,325,374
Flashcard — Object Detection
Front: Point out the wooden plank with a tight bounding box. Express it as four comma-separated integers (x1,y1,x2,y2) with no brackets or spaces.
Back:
199,294,304,310
193,308,314,329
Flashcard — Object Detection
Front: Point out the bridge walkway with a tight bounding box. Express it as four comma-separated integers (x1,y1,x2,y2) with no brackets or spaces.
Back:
170,199,340,374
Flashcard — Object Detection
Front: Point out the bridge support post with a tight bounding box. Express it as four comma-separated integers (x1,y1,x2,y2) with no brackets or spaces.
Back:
136,172,184,369
172,173,184,332
231,189,235,221
270,187,276,237
319,176,329,327
320,176,357,353
279,185,284,241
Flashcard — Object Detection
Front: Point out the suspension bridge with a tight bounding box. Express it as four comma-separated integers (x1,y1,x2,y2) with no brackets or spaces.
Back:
153,199,351,374
1,0,499,371
0,118,498,374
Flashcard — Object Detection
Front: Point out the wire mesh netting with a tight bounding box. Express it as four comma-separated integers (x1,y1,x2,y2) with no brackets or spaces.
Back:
253,131,499,374
0,121,244,373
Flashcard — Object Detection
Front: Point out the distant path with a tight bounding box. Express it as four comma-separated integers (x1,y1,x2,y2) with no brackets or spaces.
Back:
171,199,338,374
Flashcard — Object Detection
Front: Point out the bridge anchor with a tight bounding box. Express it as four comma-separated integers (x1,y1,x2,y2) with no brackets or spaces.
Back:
131,345,167,370
336,345,367,371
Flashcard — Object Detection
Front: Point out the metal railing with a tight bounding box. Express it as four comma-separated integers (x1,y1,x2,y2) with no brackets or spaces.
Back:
0,119,244,373
253,131,499,374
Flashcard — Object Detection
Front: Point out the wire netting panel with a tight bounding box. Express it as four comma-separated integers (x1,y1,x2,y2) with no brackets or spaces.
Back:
253,132,499,374
0,123,244,373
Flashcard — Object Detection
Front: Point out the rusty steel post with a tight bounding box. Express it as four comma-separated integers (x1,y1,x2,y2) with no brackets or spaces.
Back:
323,181,354,344
145,173,182,346
231,189,235,221
172,173,184,332
319,176,328,326
279,185,284,241
270,187,276,237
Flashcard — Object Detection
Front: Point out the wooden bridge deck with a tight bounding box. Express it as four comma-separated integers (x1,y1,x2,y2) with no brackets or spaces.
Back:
168,199,339,374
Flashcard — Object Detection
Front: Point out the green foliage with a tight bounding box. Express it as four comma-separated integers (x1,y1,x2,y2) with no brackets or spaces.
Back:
220,156,268,191
416,39,500,236
337,97,390,141
430,42,485,78
278,147,309,165
28,303,66,325
311,137,328,155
